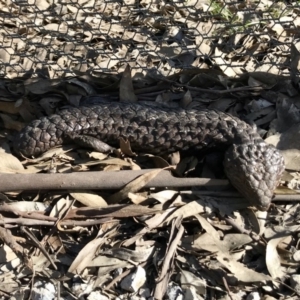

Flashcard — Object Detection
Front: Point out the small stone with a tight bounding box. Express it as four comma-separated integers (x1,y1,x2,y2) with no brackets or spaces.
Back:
120,266,146,292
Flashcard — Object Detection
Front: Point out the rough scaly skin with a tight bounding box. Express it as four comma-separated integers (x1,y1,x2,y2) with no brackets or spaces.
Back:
13,101,285,210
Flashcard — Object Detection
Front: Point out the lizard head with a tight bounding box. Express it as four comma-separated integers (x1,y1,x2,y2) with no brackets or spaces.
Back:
223,142,284,211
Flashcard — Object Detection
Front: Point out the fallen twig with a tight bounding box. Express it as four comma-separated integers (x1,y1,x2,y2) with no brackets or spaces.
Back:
0,217,114,226
0,170,296,203
0,169,229,192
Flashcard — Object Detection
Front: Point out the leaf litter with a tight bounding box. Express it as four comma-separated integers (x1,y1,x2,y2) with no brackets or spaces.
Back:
0,66,299,299
0,2,300,299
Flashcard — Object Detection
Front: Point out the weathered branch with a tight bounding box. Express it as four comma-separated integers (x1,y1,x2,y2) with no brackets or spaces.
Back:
0,169,295,203
0,169,229,192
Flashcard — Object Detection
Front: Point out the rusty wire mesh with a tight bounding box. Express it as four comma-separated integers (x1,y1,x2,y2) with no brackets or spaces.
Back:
0,0,299,79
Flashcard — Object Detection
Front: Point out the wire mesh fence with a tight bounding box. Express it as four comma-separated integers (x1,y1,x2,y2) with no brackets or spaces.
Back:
0,0,299,79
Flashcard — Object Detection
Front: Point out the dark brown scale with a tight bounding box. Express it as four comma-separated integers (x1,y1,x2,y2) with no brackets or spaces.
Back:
13,100,285,210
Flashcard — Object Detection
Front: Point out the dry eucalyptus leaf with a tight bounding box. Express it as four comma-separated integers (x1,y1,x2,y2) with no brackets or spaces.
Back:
67,204,161,219
88,152,108,160
266,236,286,279
270,123,300,171
163,201,206,226
121,210,176,248
238,208,262,235
69,191,107,207
280,149,300,171
68,234,106,274
180,270,206,295
180,90,192,108
67,78,96,95
216,252,271,283
154,217,184,299
90,255,131,272
0,275,20,293
38,146,73,160
208,98,234,111
119,65,138,102
49,198,74,218
0,144,24,173
147,155,170,169
255,210,268,236
102,246,154,263
264,225,300,239
248,74,277,89
275,96,300,132
187,72,222,88
181,232,219,253
128,192,147,204
0,113,24,131
123,158,141,170
0,245,18,263
265,134,280,147
247,107,275,126
103,164,123,171
120,138,135,156
150,190,178,204
277,123,300,151
175,156,198,176
24,78,61,95
194,214,228,252
144,207,177,229
222,234,252,251
108,169,163,204
0,101,21,114
97,158,134,167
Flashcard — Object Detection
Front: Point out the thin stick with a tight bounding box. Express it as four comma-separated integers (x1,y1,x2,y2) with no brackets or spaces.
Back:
0,169,229,192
